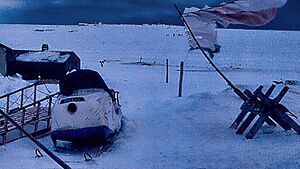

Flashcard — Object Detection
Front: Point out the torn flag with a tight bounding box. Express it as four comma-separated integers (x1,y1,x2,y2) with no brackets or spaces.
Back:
183,0,287,50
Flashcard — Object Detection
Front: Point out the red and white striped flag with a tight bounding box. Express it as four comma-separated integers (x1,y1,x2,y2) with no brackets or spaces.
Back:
183,0,287,50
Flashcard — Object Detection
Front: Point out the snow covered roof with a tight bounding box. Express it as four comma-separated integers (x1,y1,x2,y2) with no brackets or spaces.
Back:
0,43,13,53
16,51,70,63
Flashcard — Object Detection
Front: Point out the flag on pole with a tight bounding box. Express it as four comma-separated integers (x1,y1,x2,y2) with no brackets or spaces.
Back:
183,0,287,51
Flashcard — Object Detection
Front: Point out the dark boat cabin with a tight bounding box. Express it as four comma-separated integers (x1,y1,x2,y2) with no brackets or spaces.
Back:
0,43,80,80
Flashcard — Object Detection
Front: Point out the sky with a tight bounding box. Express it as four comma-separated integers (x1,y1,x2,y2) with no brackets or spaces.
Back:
0,0,299,30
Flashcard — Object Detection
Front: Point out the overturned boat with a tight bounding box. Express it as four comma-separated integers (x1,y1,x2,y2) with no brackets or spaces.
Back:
50,69,122,146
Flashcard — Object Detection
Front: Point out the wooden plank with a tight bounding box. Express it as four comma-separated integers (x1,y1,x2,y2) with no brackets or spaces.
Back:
33,84,37,106
265,84,276,97
254,87,288,108
47,97,52,128
270,112,291,130
243,89,254,99
240,101,255,112
246,115,268,139
265,118,276,126
2,95,10,144
236,113,257,135
274,109,300,134
230,89,255,129
166,59,169,83
245,107,270,139
230,111,248,129
20,108,25,137
178,62,184,97
34,102,41,132
265,84,276,126
274,86,289,103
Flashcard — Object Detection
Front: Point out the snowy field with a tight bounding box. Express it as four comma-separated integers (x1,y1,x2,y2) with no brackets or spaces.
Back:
0,23,300,169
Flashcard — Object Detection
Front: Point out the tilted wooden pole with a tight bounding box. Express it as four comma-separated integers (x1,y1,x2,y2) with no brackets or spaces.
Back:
0,109,71,169
178,61,184,97
174,4,248,101
166,59,169,83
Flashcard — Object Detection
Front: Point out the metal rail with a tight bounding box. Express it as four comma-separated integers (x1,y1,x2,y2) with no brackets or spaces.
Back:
0,82,69,168
0,84,36,100
0,109,71,169
0,83,58,145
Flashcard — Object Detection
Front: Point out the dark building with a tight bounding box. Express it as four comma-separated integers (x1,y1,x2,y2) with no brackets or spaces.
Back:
0,43,80,80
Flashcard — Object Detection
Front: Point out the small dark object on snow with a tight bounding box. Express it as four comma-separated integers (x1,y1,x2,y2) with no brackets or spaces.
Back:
84,152,93,161
230,84,300,139
189,44,221,59
35,149,44,158
41,44,49,52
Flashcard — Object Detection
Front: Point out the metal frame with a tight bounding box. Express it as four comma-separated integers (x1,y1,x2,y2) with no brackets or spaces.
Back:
0,83,58,145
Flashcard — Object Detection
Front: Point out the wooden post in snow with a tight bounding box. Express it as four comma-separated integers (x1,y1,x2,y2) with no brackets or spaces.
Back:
178,61,184,97
166,59,169,83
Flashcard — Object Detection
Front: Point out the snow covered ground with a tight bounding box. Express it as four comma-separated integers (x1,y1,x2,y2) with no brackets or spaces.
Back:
0,23,300,169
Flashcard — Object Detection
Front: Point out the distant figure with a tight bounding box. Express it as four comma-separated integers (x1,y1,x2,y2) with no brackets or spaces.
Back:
41,44,49,52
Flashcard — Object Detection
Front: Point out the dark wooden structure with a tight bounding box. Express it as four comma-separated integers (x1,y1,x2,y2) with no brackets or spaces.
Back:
230,84,300,139
0,43,80,80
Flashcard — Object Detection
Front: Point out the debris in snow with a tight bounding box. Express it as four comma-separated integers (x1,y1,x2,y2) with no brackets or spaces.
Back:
34,29,55,32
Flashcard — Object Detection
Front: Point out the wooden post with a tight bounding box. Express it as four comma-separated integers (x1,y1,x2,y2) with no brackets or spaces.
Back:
166,59,169,83
236,113,257,135
6,95,9,114
3,95,10,144
33,84,37,107
20,89,24,108
47,96,52,128
20,108,25,137
34,102,41,133
178,62,184,97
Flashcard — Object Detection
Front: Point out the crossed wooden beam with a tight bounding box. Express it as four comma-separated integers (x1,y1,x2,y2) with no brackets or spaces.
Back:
230,84,300,139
